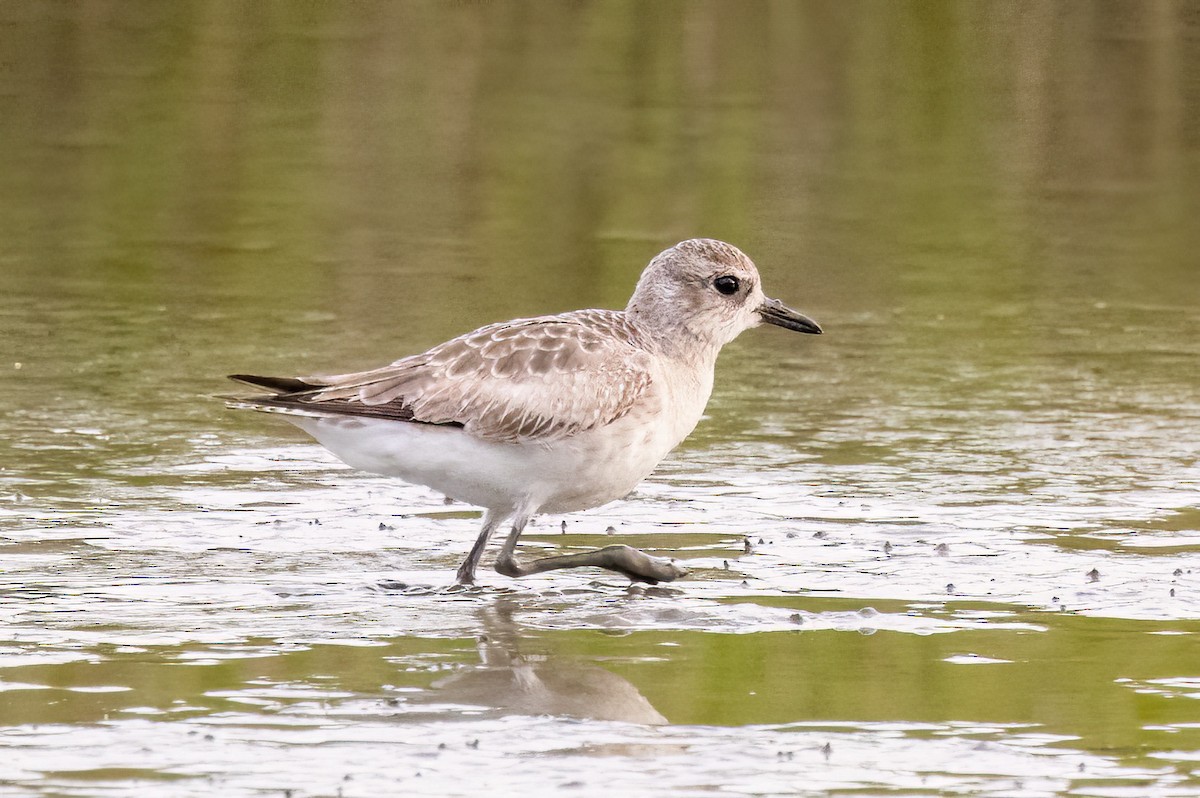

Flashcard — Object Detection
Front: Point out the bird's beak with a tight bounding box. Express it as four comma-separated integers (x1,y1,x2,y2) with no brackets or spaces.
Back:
758,298,823,334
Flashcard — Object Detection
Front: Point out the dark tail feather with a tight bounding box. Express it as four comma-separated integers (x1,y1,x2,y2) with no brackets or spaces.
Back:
228,374,324,395
224,373,456,426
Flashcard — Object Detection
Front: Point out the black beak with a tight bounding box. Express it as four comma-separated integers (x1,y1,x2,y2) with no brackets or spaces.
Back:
758,298,823,334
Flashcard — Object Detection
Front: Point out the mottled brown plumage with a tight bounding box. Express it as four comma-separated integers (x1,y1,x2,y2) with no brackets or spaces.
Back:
274,311,656,443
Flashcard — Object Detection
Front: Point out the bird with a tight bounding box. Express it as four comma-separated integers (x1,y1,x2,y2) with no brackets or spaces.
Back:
226,238,822,585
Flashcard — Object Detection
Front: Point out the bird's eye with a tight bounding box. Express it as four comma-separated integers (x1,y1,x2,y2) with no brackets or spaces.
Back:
713,275,740,296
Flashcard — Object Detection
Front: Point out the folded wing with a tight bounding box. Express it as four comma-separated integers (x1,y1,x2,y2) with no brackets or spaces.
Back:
229,310,655,444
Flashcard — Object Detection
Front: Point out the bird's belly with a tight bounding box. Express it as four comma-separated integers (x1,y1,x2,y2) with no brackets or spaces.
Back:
285,414,682,515
533,418,680,513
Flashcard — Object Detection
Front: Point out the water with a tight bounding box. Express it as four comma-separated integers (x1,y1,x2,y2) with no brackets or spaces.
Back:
2,2,1199,795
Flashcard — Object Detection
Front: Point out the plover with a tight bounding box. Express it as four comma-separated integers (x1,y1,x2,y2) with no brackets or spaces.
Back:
227,239,821,585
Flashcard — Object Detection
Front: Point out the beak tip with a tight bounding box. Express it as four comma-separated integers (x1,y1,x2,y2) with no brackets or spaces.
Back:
758,299,823,335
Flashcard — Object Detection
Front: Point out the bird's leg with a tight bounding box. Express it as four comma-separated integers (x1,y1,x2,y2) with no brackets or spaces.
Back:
455,509,505,586
494,513,688,585
492,508,535,579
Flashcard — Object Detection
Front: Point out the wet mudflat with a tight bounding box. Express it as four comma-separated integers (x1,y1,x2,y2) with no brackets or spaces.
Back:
3,3,1200,796
3,309,1198,795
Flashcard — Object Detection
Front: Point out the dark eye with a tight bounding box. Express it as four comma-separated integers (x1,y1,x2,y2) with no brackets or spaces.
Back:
713,275,740,296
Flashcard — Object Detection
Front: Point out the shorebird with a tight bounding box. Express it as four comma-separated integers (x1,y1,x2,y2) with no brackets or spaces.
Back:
227,239,821,585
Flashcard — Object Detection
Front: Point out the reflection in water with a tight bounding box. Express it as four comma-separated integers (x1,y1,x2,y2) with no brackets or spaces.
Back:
428,599,667,725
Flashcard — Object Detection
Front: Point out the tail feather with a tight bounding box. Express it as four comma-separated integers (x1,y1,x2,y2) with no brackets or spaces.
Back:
223,373,448,425
228,374,324,395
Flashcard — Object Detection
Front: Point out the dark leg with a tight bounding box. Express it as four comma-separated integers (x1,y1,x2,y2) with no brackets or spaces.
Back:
455,509,505,585
493,513,687,585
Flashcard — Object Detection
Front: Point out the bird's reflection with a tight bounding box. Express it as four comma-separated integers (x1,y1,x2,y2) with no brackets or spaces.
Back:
428,597,667,725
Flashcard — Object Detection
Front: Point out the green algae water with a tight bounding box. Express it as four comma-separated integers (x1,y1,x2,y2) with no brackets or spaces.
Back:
2,3,1199,795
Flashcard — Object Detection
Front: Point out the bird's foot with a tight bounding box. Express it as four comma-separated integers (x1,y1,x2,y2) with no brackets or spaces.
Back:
595,545,688,585
495,544,688,584
454,563,477,586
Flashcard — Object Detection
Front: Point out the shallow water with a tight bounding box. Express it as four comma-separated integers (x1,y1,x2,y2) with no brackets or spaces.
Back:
3,3,1200,796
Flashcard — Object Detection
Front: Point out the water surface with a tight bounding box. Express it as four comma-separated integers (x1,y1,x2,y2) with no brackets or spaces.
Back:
2,3,1199,796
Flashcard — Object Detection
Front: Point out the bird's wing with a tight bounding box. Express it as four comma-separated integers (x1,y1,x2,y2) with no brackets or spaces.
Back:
232,310,656,444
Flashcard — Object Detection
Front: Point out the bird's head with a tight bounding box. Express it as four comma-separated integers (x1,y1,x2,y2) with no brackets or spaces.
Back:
626,238,821,356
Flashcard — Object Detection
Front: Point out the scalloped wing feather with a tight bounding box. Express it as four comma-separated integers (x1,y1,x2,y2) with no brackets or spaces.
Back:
297,310,655,444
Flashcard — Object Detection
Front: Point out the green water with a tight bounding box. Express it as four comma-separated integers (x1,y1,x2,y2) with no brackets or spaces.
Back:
2,2,1199,796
